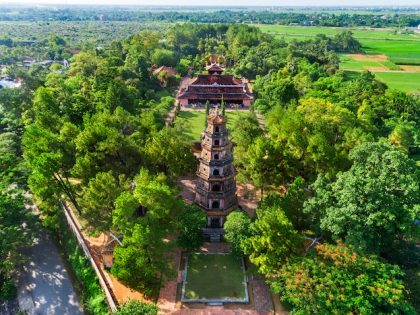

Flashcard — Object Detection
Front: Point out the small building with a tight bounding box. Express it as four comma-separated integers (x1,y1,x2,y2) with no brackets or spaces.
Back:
23,57,36,69
153,65,177,77
100,232,123,269
40,60,53,68
70,50,81,55
177,63,253,107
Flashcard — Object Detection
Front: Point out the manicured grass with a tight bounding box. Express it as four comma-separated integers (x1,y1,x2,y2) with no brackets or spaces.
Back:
177,110,243,142
177,110,206,142
184,254,246,300
373,72,420,92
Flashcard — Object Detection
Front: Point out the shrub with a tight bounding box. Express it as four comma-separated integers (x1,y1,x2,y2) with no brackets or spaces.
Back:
114,299,159,315
0,279,17,301
55,216,109,315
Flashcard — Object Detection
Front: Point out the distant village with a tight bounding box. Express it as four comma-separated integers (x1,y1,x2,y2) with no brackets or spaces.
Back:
0,50,79,89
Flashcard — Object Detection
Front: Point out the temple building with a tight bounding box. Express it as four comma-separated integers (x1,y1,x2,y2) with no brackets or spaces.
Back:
177,63,253,107
195,109,238,241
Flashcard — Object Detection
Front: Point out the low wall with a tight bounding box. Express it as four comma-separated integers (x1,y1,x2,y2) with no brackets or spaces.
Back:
59,200,118,313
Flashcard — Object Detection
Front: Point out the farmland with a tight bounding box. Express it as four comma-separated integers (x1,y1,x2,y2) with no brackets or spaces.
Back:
261,25,420,40
260,25,420,92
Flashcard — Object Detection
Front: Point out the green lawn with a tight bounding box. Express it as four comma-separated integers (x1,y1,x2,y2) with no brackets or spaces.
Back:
177,110,242,142
184,254,246,300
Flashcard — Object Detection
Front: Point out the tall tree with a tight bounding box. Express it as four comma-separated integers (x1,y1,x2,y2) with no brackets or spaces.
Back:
0,191,34,299
177,205,206,252
224,210,253,257
80,171,124,236
282,176,309,232
305,142,420,264
243,204,302,277
111,169,184,292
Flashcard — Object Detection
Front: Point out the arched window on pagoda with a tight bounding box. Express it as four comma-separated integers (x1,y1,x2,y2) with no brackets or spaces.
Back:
215,126,220,133
214,139,220,146
213,169,220,176
214,154,219,160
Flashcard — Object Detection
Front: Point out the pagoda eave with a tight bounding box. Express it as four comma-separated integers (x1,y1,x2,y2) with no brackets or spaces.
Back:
201,143,232,151
197,204,238,216
196,172,237,182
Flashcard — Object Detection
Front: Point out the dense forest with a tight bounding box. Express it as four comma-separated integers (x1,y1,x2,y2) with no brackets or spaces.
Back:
1,4,420,27
1,20,420,314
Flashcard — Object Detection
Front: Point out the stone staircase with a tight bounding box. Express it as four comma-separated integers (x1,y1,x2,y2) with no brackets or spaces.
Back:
210,234,221,242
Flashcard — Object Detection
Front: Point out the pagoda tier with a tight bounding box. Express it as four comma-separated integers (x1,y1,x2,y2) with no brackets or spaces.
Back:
195,110,238,230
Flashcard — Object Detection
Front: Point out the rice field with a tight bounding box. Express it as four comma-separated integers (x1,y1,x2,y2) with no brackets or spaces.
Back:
387,54,420,65
344,70,420,92
378,61,402,70
261,25,420,92
339,55,363,69
374,72,420,92
359,39,420,55
261,25,420,40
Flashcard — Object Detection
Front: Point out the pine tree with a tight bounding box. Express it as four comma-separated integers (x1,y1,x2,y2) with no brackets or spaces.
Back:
221,95,225,116
205,100,210,127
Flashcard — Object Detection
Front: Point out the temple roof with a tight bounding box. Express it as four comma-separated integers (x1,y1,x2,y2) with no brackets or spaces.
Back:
205,63,225,74
177,74,253,101
153,65,177,76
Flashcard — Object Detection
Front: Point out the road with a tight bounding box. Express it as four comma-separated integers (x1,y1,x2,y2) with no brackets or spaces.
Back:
17,229,84,315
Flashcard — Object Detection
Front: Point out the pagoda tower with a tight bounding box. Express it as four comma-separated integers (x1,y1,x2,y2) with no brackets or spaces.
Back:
195,109,238,232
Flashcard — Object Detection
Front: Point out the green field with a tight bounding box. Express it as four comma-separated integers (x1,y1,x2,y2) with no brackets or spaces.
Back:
387,53,420,65
339,54,363,69
345,70,420,92
263,25,420,59
260,25,420,40
374,72,420,92
184,254,246,300
359,39,420,55
177,110,242,142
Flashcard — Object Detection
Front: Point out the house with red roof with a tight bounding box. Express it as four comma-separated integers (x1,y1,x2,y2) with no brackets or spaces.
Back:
153,65,177,77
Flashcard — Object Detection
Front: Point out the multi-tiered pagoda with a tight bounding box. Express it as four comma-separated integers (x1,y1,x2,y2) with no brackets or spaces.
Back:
195,109,238,239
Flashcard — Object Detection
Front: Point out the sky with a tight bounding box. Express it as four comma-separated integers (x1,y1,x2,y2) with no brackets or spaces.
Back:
3,0,420,6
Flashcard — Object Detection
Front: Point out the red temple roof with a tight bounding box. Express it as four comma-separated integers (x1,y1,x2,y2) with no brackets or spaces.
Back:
177,73,253,102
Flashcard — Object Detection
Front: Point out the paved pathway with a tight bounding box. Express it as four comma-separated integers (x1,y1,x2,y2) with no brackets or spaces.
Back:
17,229,83,315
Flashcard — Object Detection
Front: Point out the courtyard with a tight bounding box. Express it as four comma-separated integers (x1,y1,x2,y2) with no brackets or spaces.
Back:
182,253,248,302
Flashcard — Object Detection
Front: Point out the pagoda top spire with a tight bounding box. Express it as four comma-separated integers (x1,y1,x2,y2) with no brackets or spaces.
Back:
207,107,227,125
